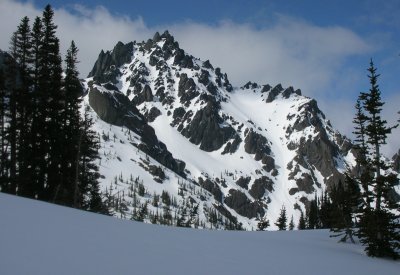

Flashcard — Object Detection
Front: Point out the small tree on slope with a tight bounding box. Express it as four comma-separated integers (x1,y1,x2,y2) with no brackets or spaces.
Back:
275,205,287,231
298,211,306,230
257,216,270,231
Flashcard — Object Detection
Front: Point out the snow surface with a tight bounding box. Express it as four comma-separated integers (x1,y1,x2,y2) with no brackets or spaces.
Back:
1,193,399,275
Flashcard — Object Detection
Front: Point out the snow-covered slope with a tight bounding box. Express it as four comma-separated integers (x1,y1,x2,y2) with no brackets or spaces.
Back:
82,31,361,230
1,193,399,275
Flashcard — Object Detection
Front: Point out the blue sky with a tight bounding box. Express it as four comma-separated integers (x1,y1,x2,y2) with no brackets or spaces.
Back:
0,0,399,154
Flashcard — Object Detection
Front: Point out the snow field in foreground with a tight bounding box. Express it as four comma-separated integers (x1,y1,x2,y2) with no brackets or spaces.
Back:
1,193,399,275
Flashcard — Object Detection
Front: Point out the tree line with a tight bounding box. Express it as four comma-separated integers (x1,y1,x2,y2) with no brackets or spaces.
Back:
258,60,400,259
0,5,107,214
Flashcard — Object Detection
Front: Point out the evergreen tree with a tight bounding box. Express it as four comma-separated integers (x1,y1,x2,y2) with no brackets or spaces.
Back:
177,204,190,228
12,16,34,197
356,60,400,259
189,203,199,227
329,179,357,243
307,195,319,229
0,50,21,194
30,5,56,200
2,18,34,195
14,17,32,76
352,96,374,210
31,16,43,91
6,33,19,195
0,66,7,190
275,205,287,231
57,40,83,206
28,16,44,199
1,5,107,215
362,60,397,212
79,106,107,214
40,5,64,202
319,190,333,229
298,211,306,230
257,216,270,231
289,215,295,230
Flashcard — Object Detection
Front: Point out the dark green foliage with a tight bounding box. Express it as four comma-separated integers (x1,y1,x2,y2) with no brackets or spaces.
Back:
152,193,159,207
189,203,199,228
161,190,171,206
79,107,107,214
358,209,400,259
0,5,108,215
138,183,145,197
6,35,19,195
298,211,306,230
275,205,287,231
39,5,64,202
13,18,32,186
307,195,320,229
319,190,333,228
0,67,7,191
257,217,270,231
353,98,369,161
162,204,172,224
27,16,43,198
135,202,148,222
177,203,191,228
361,61,397,211
329,179,358,243
62,40,83,205
349,60,400,259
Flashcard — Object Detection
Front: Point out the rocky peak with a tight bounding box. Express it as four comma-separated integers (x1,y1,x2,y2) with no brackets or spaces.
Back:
152,31,161,43
88,41,134,83
242,81,260,90
256,83,303,103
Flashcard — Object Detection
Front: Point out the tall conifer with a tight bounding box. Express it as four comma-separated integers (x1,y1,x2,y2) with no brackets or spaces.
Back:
79,107,107,214
0,66,7,190
36,5,64,202
356,60,399,259
29,16,43,198
13,16,33,196
59,40,83,206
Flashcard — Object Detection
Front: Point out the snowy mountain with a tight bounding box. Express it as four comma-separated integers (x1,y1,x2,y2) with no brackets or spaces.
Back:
81,31,374,230
2,193,400,275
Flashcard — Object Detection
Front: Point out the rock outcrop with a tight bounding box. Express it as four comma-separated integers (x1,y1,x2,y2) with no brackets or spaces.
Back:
181,101,236,152
88,84,185,176
88,41,134,83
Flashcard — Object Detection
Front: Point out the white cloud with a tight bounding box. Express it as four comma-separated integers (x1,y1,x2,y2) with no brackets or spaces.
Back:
169,17,371,94
0,0,152,77
0,1,371,86
2,0,396,155
0,1,40,48
53,4,152,77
